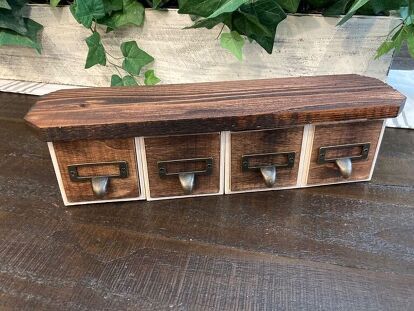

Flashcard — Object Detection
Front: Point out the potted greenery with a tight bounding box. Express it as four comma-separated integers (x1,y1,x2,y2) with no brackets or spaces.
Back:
0,0,412,87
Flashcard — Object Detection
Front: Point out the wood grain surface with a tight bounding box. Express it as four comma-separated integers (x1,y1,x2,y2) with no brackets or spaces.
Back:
143,133,221,198
25,74,405,141
53,139,140,202
1,92,414,310
307,120,384,185
230,127,303,191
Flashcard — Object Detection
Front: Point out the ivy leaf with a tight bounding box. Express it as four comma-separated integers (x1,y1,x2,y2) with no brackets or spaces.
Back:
220,31,245,61
276,0,300,13
232,12,273,38
9,0,28,5
111,74,123,86
369,0,406,14
0,8,27,35
3,0,28,18
389,24,412,54
98,0,144,29
144,69,161,85
208,0,248,19
375,25,414,59
102,0,123,13
152,0,163,8
323,0,352,16
405,20,414,58
0,18,43,53
154,0,174,8
400,6,414,25
153,0,171,8
111,74,138,86
407,34,414,58
338,0,370,26
179,0,232,17
70,0,105,28
85,31,106,68
375,40,396,59
121,41,154,75
409,0,414,25
122,75,138,86
233,0,286,53
50,0,61,7
186,13,232,29
0,0,11,9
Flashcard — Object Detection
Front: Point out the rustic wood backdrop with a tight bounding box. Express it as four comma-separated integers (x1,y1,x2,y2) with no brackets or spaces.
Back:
0,6,400,87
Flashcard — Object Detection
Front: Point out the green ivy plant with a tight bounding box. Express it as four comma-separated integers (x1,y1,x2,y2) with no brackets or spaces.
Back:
0,0,413,86
69,0,159,86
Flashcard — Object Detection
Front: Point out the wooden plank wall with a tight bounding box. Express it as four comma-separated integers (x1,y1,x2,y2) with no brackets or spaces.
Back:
0,6,399,87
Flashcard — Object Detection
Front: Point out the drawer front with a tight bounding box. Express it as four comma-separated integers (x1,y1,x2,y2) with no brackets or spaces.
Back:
143,133,222,198
307,120,384,185
229,127,304,192
53,139,141,203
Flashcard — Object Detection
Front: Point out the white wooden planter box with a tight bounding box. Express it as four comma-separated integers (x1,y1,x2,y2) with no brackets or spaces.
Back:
0,5,400,89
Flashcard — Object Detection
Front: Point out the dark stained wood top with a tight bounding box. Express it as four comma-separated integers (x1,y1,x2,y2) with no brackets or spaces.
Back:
3,91,414,309
25,74,406,141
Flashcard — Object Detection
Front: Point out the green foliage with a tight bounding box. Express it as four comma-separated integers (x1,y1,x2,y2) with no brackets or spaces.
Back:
0,0,43,53
236,0,287,53
337,0,370,25
375,24,414,58
121,41,154,75
68,0,156,86
323,0,351,15
0,0,44,53
0,0,11,10
181,0,286,53
85,31,106,68
0,18,43,52
102,0,123,13
50,0,61,7
0,8,29,35
220,30,245,60
151,0,171,9
2,0,414,87
98,0,144,30
111,74,138,86
408,31,414,57
186,14,232,29
178,0,227,17
207,0,248,19
277,0,301,13
152,0,162,8
144,69,161,85
70,0,105,28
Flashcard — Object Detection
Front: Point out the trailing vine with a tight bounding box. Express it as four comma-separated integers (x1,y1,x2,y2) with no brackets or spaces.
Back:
70,0,159,85
0,0,413,86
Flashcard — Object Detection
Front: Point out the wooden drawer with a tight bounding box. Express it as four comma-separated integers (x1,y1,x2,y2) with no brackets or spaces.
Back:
226,127,304,193
142,133,224,199
49,138,145,205
306,120,385,185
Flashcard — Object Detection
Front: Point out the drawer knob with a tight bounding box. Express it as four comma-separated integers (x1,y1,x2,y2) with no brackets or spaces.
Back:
67,161,129,198
158,157,213,195
260,166,277,187
178,173,195,194
317,142,370,179
241,152,295,188
91,176,109,197
335,158,352,179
